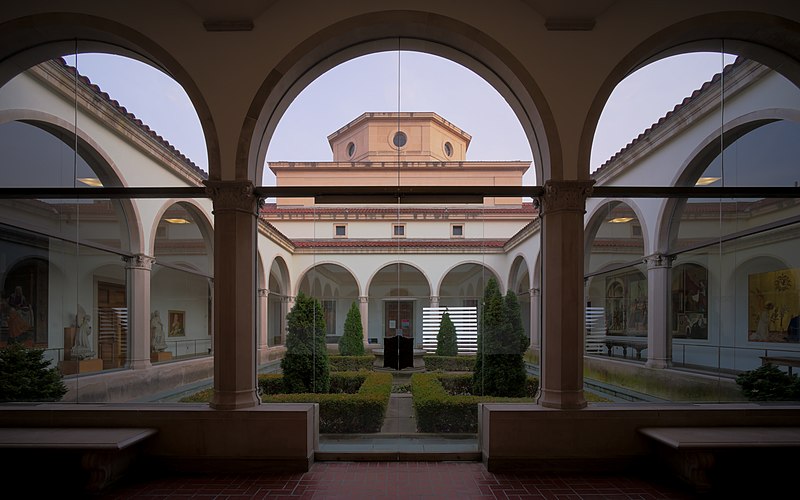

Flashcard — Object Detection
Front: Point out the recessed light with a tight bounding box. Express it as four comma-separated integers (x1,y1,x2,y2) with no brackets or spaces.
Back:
164,218,191,224
695,177,721,186
77,177,103,187
608,217,633,223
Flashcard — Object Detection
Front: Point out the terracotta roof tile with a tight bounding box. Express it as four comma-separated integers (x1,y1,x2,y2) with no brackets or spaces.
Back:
54,58,208,180
593,57,745,177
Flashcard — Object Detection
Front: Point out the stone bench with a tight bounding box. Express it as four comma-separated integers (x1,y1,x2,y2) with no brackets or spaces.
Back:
639,426,800,491
0,427,157,493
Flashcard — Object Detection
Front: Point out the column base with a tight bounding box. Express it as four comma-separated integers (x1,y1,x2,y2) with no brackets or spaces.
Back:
210,389,260,410
538,388,587,409
646,358,672,369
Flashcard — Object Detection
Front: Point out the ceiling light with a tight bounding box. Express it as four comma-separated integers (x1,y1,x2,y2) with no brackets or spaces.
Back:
77,177,103,187
695,177,721,186
608,217,633,223
164,218,191,224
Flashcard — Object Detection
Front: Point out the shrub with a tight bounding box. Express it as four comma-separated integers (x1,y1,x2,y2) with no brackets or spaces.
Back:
472,278,528,397
423,355,476,372
281,292,330,393
736,363,800,401
413,372,538,433
338,302,366,356
435,311,458,356
0,342,67,402
259,371,392,433
329,355,374,372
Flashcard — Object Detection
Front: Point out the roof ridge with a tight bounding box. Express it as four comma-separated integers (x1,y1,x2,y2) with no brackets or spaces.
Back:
593,56,746,176
54,57,207,180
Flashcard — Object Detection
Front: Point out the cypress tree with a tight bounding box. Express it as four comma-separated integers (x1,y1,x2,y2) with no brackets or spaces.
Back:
0,342,67,402
472,277,505,395
281,292,330,393
472,278,528,397
435,310,458,356
338,301,366,356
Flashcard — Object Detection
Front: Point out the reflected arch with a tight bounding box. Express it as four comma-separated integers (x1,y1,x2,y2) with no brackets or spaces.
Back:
438,262,502,308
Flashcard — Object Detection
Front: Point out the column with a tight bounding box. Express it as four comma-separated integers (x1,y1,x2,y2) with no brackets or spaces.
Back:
124,254,154,370
645,253,673,369
358,295,369,347
538,179,594,409
205,180,260,410
529,287,540,351
257,288,269,360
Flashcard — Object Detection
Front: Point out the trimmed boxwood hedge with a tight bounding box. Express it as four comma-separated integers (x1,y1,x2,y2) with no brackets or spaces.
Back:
329,355,375,372
258,370,392,433
412,372,538,433
423,355,476,372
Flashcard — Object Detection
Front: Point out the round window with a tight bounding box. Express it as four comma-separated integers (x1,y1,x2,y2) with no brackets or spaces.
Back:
444,142,453,157
392,131,407,148
346,142,356,157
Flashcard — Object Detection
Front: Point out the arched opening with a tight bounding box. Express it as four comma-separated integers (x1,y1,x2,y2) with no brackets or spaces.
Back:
297,263,359,345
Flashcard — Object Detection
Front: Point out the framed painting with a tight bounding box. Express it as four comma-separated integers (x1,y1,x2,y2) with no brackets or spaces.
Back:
168,310,185,337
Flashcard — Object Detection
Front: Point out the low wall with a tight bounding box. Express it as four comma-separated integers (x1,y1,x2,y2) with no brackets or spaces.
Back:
479,402,800,472
0,402,318,473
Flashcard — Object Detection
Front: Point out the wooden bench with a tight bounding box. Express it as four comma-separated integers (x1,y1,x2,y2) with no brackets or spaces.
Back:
760,355,800,376
639,426,800,491
0,427,157,492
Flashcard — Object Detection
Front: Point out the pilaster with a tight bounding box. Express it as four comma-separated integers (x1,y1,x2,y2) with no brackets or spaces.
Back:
645,253,674,369
124,254,155,370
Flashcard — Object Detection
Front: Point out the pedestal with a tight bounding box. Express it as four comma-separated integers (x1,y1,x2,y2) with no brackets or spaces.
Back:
150,351,173,362
61,358,103,375
63,327,77,360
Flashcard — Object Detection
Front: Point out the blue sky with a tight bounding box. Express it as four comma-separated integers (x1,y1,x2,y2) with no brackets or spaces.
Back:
64,51,735,185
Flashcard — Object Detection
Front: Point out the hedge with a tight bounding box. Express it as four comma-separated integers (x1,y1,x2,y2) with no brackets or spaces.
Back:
412,372,538,433
329,355,375,372
258,370,392,433
423,355,476,372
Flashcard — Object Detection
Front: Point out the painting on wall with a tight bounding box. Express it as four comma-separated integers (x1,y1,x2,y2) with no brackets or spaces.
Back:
672,263,708,339
604,271,647,336
748,268,800,343
168,310,185,337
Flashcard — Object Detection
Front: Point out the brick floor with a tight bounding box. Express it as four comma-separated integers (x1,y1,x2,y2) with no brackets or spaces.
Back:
98,461,701,499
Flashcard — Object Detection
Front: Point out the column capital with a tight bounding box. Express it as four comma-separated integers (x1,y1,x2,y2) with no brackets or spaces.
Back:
539,180,594,216
358,295,369,304
530,288,540,296
123,253,155,270
258,288,269,298
204,179,258,214
644,253,674,270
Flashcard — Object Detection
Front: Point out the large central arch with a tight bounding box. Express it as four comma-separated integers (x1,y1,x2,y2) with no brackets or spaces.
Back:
242,11,557,185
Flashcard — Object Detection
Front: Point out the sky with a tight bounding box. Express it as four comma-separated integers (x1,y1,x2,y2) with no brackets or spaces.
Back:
63,51,736,185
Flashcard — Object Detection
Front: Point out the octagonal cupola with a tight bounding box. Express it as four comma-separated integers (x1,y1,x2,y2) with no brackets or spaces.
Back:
327,112,471,162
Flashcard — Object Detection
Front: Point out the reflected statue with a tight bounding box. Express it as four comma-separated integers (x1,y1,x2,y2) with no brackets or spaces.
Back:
150,310,167,352
71,304,96,360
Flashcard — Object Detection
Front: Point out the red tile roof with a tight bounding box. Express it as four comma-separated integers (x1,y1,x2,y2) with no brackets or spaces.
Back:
292,239,506,248
260,203,537,216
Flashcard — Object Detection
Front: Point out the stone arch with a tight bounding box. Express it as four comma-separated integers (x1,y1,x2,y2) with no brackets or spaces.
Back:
0,112,143,254
243,11,556,184
580,11,800,179
438,261,503,303
657,111,800,252
584,200,648,272
150,199,214,275
0,12,220,180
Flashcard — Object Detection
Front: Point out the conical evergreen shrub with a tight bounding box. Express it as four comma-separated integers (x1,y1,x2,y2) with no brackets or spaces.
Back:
338,301,366,356
436,311,458,356
281,292,331,393
472,278,528,397
0,341,67,402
